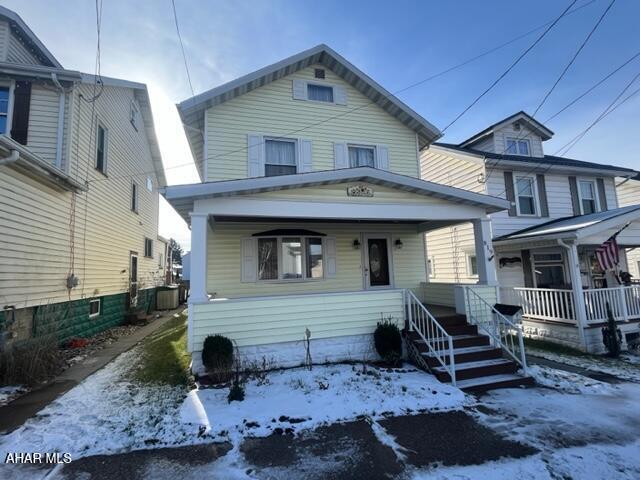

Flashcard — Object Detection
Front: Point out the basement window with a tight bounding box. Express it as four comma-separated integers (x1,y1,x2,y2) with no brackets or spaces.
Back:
89,299,101,318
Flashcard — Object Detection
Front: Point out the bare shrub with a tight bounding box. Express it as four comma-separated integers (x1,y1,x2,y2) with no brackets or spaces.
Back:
0,334,63,387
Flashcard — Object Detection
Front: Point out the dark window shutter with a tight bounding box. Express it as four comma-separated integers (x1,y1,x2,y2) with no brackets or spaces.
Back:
503,171,517,216
536,174,549,217
568,176,580,215
596,178,608,211
522,249,534,287
10,81,31,145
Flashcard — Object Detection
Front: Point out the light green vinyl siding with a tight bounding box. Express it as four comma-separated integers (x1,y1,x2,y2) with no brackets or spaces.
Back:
205,64,419,181
207,222,427,299
192,289,404,348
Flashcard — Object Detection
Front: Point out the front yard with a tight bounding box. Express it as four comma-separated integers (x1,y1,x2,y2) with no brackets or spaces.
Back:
2,315,640,479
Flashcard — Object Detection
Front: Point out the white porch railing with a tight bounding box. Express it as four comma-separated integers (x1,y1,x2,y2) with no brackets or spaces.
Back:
405,290,456,386
583,285,640,323
466,287,527,372
500,287,576,323
500,285,640,325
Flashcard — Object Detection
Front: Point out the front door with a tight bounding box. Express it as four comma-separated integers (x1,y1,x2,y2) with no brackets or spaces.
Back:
364,235,392,289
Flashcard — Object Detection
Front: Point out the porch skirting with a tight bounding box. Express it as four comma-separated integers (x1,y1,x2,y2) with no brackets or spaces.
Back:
191,333,381,374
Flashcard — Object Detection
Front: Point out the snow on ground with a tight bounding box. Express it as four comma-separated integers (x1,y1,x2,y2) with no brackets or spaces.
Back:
410,441,640,480
528,347,640,382
527,364,615,394
181,364,468,440
0,386,28,407
0,350,467,462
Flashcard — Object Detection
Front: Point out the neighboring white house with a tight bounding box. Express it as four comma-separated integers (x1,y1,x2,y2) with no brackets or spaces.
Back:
0,6,167,344
617,174,640,282
163,45,531,390
421,111,640,353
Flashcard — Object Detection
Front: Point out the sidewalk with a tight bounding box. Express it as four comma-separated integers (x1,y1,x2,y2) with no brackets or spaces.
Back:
0,307,186,434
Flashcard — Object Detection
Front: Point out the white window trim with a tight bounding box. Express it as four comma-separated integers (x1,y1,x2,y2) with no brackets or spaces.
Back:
95,120,109,174
577,178,600,214
428,255,436,278
305,82,337,104
347,143,377,168
264,136,299,176
146,176,153,192
257,235,326,283
505,136,531,156
89,298,101,318
0,80,15,135
144,237,153,258
531,249,568,287
466,253,478,278
513,173,539,217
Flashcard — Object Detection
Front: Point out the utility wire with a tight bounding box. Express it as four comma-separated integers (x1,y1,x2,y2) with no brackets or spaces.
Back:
440,0,579,133
532,0,616,117
171,0,196,98
86,0,597,185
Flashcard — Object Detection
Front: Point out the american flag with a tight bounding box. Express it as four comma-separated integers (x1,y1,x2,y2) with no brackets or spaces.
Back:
596,236,619,271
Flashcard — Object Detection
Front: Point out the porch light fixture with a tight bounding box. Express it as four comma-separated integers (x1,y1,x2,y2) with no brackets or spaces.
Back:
394,239,403,249
352,239,361,250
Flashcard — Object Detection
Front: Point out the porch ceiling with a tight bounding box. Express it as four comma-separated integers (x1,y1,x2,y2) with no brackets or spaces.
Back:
162,167,510,223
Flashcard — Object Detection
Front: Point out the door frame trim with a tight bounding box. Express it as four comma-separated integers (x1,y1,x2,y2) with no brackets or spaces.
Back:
362,233,395,290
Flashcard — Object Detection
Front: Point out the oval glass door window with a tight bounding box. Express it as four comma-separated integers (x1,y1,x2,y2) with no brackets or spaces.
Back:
367,238,390,287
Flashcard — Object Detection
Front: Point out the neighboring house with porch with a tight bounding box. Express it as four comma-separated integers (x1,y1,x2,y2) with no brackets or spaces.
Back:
164,45,533,391
0,6,167,345
617,174,640,283
421,111,640,353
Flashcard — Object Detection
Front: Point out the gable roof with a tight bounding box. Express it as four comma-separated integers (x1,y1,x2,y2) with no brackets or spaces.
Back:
177,44,442,179
161,166,510,222
459,111,554,147
0,6,61,68
432,142,638,177
493,205,640,244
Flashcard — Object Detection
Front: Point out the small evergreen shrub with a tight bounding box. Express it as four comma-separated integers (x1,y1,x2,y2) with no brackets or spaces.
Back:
602,303,622,358
202,335,234,381
228,379,245,403
374,318,402,366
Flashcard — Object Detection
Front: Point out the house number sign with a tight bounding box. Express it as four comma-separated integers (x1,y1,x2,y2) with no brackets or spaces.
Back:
347,185,374,197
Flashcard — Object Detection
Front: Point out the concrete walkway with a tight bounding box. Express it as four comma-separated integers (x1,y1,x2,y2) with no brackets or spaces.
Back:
0,308,185,434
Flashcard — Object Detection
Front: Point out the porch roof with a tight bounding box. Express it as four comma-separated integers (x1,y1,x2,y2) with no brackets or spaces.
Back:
161,167,511,222
493,205,640,246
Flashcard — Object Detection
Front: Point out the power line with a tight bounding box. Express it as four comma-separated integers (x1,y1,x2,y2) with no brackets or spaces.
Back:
532,0,616,117
440,0,579,133
171,0,196,98
86,0,596,186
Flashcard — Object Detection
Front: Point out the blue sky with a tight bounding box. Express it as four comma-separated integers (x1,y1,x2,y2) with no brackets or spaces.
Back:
7,0,639,249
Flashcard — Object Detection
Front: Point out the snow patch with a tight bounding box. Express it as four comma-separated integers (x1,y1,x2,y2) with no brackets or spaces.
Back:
0,385,28,407
528,365,615,394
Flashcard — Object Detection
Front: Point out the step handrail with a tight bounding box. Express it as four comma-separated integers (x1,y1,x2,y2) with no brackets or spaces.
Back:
465,286,528,373
404,290,456,386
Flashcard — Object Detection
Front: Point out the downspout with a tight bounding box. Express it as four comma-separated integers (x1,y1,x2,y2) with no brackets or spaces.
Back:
0,149,19,165
51,73,66,170
615,174,634,188
557,238,588,350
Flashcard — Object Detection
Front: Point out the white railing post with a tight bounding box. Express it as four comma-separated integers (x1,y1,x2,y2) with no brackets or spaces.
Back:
407,290,414,331
448,336,456,386
618,287,629,322
517,326,527,374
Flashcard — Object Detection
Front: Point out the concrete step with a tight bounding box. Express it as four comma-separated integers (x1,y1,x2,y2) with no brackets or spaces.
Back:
433,358,518,382
454,373,535,393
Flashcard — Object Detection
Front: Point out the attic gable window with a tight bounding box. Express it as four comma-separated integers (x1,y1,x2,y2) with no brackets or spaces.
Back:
506,137,530,156
0,87,9,134
307,84,334,103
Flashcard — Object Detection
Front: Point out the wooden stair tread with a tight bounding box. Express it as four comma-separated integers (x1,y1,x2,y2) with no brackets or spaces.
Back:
454,373,533,390
432,358,514,373
421,345,497,357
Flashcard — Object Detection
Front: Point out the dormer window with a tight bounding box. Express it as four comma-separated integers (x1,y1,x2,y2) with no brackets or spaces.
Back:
506,137,530,156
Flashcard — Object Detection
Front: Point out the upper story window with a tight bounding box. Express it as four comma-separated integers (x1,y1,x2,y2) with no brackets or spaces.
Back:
506,137,530,156
348,145,375,167
96,123,108,174
265,138,297,177
0,86,10,134
515,175,536,216
579,180,598,214
144,237,153,258
307,84,334,103
131,181,139,213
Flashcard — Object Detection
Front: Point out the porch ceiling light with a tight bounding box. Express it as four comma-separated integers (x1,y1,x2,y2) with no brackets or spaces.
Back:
352,239,361,250
394,239,403,249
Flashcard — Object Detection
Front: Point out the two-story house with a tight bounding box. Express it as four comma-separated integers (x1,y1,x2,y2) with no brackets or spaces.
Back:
0,6,167,345
163,45,536,390
617,174,640,284
422,111,640,353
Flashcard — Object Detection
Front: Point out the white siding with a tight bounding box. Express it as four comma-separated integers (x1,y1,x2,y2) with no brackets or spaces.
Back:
492,124,544,158
467,135,495,153
26,85,61,165
615,178,640,280
6,30,42,65
0,20,9,61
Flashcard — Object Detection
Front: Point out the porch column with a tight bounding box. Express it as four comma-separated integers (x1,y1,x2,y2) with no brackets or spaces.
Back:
472,218,498,286
565,242,588,349
189,212,209,304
